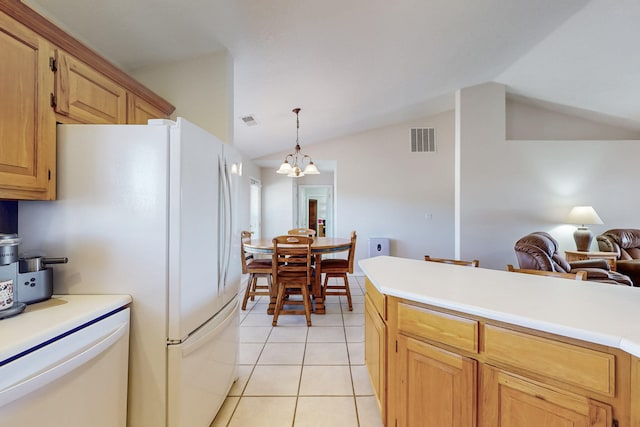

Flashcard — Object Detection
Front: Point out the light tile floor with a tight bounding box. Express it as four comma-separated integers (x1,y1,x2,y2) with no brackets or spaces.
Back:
211,275,383,427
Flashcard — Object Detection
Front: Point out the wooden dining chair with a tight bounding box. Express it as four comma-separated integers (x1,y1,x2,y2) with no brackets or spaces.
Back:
321,230,357,310
272,235,314,326
288,228,317,237
506,264,586,280
240,231,272,310
424,255,479,267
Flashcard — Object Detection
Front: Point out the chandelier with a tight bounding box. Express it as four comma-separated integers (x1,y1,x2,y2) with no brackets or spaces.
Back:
276,108,320,178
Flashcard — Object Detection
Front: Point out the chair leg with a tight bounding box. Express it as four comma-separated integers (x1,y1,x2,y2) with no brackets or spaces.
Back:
322,272,353,311
250,275,257,301
241,273,255,310
322,273,328,301
342,274,353,311
272,283,286,326
301,284,312,327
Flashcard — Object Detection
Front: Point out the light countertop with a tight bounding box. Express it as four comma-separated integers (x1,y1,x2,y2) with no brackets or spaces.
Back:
359,256,640,358
0,294,132,363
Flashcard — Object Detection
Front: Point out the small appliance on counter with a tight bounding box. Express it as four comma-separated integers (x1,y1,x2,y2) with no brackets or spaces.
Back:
0,233,67,320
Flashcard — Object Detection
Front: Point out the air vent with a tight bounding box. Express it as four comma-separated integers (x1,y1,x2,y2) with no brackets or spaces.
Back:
241,115,258,126
411,128,436,152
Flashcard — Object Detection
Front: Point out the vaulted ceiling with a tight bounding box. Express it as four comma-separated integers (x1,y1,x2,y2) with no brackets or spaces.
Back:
24,0,640,159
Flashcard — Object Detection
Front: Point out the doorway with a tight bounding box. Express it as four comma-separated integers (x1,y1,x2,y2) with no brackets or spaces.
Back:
298,185,333,237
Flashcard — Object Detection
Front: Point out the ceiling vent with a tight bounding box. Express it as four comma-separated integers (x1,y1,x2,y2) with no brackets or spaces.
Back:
410,128,436,152
241,115,258,126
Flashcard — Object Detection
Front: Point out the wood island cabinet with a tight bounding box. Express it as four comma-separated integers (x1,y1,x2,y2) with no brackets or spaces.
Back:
397,334,476,427
366,279,634,427
364,278,387,422
480,364,612,427
0,10,56,200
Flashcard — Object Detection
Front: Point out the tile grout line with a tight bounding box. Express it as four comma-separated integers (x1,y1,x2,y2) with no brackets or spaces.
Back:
291,322,310,426
226,294,274,427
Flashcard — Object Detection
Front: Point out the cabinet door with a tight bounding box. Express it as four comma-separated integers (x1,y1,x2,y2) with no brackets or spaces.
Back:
397,334,476,427
54,50,126,124
0,11,56,200
127,93,168,124
479,364,612,427
365,295,386,422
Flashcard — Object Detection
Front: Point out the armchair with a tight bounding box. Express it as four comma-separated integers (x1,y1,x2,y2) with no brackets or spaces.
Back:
514,232,633,286
597,229,640,286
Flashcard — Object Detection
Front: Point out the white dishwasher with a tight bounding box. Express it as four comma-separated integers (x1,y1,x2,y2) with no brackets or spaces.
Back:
0,294,131,426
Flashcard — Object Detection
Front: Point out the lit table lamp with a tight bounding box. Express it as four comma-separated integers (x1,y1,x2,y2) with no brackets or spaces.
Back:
567,206,603,251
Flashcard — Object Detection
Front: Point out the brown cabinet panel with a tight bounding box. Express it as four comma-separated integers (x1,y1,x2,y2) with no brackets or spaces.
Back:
480,364,612,427
397,334,476,427
483,324,615,396
55,50,126,124
398,302,478,353
0,11,55,199
365,295,386,423
127,93,168,124
365,277,386,320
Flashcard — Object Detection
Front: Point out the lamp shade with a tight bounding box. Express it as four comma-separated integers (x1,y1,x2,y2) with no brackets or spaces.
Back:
567,206,603,226
276,161,292,174
302,162,319,175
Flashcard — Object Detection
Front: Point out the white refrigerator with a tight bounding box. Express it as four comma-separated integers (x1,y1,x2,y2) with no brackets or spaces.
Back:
18,118,242,427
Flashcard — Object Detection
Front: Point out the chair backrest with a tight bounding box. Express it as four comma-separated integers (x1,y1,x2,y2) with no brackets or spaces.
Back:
240,230,252,274
514,231,572,273
347,230,357,274
597,229,640,260
506,264,586,280
272,235,313,284
288,228,316,237
424,255,479,267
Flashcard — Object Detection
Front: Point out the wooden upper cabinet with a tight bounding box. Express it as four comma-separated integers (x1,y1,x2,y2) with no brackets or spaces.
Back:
127,93,168,124
0,11,56,200
54,50,127,124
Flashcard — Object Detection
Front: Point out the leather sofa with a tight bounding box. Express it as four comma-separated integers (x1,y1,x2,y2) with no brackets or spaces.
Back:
514,231,633,286
597,229,640,286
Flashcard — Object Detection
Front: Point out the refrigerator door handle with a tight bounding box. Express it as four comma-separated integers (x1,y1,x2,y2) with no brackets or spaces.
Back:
223,160,233,284
218,157,231,291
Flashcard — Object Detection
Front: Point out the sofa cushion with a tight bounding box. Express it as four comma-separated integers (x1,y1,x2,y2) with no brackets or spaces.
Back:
626,248,640,259
615,260,640,286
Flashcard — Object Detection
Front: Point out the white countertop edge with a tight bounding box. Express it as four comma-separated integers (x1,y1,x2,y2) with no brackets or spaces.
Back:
0,294,132,363
360,256,639,357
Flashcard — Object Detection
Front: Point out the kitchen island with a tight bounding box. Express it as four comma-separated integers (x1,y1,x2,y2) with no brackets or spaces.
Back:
359,256,640,427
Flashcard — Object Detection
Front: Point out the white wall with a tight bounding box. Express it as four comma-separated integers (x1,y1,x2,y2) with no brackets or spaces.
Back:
506,98,640,140
130,51,232,143
260,171,295,239
260,111,457,272
458,82,640,269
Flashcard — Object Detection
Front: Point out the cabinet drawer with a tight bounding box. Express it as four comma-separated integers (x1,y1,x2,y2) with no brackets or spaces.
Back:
365,277,386,320
397,303,478,353
483,324,615,396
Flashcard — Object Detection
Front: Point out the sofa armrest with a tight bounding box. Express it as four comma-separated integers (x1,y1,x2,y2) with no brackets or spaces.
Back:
570,267,634,286
569,259,610,270
570,267,609,279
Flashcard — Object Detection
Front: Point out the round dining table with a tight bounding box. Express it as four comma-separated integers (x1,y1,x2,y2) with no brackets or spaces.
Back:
243,237,351,314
